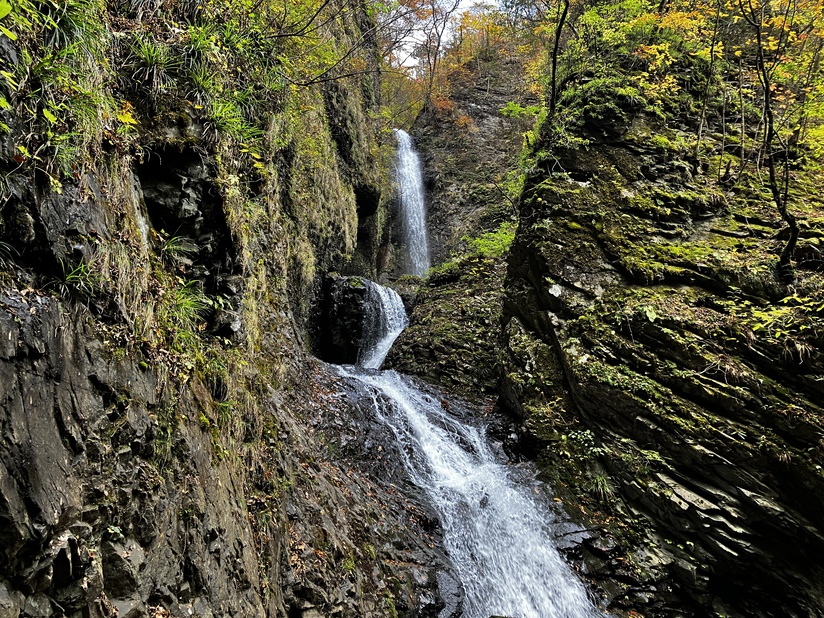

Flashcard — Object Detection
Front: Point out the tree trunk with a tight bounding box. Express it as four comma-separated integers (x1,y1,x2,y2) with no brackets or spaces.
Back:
550,0,570,116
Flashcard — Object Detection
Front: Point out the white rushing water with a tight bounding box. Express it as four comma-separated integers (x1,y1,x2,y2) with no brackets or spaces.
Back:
393,129,431,276
357,281,408,370
342,281,599,618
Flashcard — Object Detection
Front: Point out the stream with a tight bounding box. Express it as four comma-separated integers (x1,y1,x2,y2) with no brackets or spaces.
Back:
337,281,600,618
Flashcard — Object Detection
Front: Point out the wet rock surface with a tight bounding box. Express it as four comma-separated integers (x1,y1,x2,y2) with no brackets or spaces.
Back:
284,363,463,618
0,283,461,618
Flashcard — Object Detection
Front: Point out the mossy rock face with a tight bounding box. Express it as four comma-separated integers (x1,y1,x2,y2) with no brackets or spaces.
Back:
0,1,444,615
387,254,506,400
502,109,824,616
385,52,529,399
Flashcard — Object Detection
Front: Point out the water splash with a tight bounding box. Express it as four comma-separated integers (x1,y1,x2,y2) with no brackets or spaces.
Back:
394,129,431,276
355,370,599,618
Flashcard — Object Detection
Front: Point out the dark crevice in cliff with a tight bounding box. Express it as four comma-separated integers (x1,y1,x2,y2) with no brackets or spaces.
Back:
136,146,236,289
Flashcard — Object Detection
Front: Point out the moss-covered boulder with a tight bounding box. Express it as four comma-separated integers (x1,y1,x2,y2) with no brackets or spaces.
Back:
387,253,506,400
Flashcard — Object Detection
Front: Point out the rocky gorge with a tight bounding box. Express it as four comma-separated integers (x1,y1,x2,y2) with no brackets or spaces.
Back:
1,1,823,617
386,36,824,618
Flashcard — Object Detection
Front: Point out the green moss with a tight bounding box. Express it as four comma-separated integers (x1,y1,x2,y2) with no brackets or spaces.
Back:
463,221,517,259
650,134,674,151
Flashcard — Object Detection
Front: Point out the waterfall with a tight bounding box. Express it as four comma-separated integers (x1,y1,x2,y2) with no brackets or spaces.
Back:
339,281,600,618
357,281,408,370
393,129,431,276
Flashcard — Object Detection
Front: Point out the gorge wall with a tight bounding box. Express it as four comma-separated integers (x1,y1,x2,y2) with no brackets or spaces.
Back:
500,104,824,615
0,3,450,617
387,52,531,398
2,1,823,617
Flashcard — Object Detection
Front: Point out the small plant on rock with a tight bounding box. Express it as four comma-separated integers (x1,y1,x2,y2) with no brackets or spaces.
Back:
128,35,181,106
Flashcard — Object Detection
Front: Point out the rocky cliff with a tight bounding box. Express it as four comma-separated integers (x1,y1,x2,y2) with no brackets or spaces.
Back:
385,40,824,618
500,100,824,615
0,2,450,616
387,51,531,398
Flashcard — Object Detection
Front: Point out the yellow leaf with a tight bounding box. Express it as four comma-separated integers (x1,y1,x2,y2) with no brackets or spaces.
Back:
117,108,138,126
0,24,16,40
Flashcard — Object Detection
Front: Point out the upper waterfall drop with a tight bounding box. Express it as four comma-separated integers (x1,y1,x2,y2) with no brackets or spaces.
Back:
393,129,431,276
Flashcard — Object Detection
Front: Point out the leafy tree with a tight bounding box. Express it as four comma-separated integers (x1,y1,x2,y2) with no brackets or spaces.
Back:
732,0,824,282
413,0,463,103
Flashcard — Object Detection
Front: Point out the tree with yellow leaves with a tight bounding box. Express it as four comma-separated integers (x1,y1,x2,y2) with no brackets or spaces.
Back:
733,0,824,282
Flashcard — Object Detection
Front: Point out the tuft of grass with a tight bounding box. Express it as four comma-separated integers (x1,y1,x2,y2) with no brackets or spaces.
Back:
463,221,517,259
584,473,615,501
39,0,103,51
129,35,182,105
160,235,199,263
0,241,18,269
188,65,220,106
164,279,209,331
59,256,101,299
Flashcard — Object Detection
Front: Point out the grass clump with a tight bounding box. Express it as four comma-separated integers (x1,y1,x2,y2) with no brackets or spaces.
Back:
430,220,517,279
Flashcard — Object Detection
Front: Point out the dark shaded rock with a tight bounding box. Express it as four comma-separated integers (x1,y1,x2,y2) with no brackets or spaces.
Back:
21,593,51,617
39,177,110,260
101,537,142,599
316,274,368,363
0,289,266,617
0,173,110,271
211,309,245,343
135,146,236,290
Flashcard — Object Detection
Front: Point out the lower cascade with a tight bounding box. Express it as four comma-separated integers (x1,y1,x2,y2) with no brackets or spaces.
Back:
340,280,599,618
358,281,409,369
